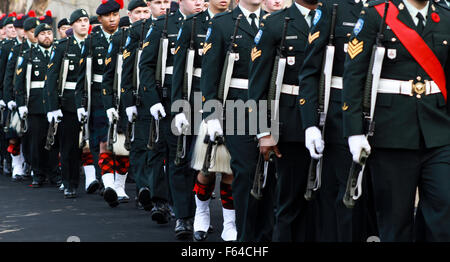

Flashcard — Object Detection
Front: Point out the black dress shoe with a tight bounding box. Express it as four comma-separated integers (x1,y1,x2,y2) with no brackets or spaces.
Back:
64,188,72,198
175,218,193,240
70,188,77,198
118,195,130,203
138,187,153,211
151,201,170,224
31,181,43,188
103,187,119,207
86,180,100,194
193,231,208,242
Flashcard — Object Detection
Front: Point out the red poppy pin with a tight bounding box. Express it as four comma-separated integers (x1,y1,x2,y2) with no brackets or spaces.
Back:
431,13,440,23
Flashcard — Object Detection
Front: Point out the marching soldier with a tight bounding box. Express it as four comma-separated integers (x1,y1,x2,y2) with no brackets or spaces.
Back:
342,0,450,241
172,0,233,242
120,0,172,221
102,0,152,210
45,9,91,198
0,13,9,176
200,0,275,242
3,14,40,183
0,13,21,180
139,0,204,239
298,0,378,241
57,18,71,39
248,0,318,242
15,23,59,188
76,0,123,200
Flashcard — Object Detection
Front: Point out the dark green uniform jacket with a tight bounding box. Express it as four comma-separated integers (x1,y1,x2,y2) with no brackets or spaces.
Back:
342,0,450,149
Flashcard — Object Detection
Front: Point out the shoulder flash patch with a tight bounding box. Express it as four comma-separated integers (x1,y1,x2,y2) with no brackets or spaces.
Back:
313,9,322,26
254,29,263,45
353,18,364,36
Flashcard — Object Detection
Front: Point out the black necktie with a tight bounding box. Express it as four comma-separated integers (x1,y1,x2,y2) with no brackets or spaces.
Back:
80,41,85,50
308,10,316,28
249,13,258,32
44,50,49,59
416,13,424,34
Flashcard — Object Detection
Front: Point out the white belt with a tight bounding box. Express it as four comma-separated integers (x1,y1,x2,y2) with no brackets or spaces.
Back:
64,82,77,90
193,68,202,78
165,66,174,75
378,79,440,96
281,84,299,96
230,78,300,95
331,76,343,89
330,76,440,96
31,81,45,89
230,78,249,89
93,74,103,83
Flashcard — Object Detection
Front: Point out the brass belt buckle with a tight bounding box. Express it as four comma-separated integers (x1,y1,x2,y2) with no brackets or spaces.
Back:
413,81,425,95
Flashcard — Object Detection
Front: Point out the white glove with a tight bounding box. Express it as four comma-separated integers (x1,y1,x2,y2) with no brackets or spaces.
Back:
174,113,189,134
348,135,371,163
305,126,325,160
0,100,6,108
18,106,28,119
126,106,137,123
206,119,223,141
47,109,63,123
77,108,88,123
149,103,166,120
106,108,119,123
7,100,16,110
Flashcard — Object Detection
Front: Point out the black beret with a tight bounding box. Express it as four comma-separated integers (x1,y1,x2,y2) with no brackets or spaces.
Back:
69,9,89,25
119,16,130,27
0,14,6,28
96,0,123,16
13,13,26,28
57,18,70,28
38,10,53,25
34,23,52,37
128,0,147,11
3,13,17,27
23,17,40,31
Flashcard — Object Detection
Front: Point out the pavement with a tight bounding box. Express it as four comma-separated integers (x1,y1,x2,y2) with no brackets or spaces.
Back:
0,173,225,242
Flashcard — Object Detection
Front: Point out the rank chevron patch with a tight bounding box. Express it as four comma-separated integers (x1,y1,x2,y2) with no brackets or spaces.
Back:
251,47,261,62
105,57,111,66
203,43,212,55
347,38,364,59
308,31,320,44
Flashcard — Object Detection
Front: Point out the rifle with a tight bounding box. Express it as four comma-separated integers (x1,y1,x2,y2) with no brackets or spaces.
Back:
80,36,93,148
200,133,225,177
343,1,389,208
217,15,241,106
46,39,70,150
19,44,34,136
250,17,290,200
127,23,146,150
175,17,197,166
147,10,170,150
45,117,60,151
305,4,338,201
251,151,275,200
119,29,133,151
